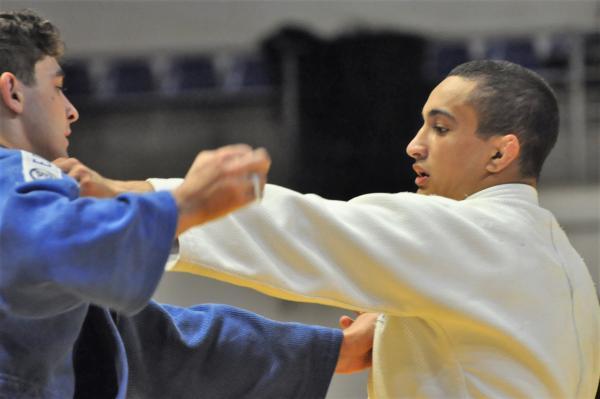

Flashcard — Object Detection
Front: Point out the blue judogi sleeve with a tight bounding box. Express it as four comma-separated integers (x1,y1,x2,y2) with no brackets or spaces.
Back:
0,149,178,317
117,301,342,399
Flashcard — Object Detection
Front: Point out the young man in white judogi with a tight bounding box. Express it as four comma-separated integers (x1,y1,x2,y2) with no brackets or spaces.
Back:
68,60,600,398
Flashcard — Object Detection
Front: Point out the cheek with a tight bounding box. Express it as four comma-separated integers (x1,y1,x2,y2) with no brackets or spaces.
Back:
431,141,482,182
26,93,53,118
46,92,61,111
430,140,464,168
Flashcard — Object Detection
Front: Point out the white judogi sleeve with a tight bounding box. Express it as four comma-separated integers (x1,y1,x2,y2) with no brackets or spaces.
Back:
156,182,534,315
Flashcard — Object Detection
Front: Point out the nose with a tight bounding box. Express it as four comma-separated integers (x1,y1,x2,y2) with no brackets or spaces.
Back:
406,126,427,160
65,96,79,124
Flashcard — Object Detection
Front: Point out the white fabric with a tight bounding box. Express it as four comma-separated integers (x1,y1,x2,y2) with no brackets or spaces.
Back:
151,179,600,398
147,178,183,192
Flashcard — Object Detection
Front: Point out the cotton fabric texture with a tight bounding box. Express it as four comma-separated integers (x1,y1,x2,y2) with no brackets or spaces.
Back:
0,149,341,399
150,178,600,399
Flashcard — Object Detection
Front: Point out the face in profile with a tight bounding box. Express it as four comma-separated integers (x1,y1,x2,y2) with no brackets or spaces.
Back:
19,56,79,160
406,76,498,200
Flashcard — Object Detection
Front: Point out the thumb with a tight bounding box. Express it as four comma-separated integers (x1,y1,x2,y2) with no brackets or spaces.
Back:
339,315,354,329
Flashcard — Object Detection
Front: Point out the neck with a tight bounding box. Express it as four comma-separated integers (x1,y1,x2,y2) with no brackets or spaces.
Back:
0,118,30,153
474,175,537,197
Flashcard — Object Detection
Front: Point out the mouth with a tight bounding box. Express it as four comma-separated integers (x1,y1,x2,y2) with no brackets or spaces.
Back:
412,165,430,188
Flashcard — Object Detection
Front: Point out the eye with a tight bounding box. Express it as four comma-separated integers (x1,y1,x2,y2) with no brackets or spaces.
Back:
433,125,449,135
56,85,68,93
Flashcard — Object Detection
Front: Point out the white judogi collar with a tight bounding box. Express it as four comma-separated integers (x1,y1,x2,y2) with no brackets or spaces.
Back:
466,183,538,204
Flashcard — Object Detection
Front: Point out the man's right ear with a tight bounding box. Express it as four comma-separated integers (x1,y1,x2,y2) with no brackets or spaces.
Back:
0,72,24,114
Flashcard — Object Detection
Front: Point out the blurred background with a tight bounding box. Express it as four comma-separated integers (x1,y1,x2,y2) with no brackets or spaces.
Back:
5,1,598,397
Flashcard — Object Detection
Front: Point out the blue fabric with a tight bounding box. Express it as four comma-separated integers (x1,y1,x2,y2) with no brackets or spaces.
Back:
0,148,342,398
71,303,342,399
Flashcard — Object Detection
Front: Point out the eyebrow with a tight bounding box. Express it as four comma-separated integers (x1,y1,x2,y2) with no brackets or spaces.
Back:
426,108,457,122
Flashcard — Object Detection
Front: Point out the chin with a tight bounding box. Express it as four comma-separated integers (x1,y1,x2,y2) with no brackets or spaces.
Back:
417,188,445,197
54,146,68,158
44,149,67,161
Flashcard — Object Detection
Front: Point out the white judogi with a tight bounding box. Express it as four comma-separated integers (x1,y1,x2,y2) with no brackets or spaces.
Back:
150,180,600,398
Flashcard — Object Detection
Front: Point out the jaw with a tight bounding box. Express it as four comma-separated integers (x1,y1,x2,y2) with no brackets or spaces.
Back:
416,187,432,196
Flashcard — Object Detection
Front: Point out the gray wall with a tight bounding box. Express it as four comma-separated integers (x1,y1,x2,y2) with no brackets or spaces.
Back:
5,0,599,56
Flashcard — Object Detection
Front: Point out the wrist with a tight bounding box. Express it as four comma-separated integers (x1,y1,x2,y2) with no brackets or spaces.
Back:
172,186,207,236
335,329,350,373
112,179,154,194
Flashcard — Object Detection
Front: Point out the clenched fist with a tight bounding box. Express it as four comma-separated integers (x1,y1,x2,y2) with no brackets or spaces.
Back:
173,144,270,235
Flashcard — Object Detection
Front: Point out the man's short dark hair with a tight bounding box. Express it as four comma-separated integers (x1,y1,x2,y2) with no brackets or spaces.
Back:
0,9,64,85
448,60,559,178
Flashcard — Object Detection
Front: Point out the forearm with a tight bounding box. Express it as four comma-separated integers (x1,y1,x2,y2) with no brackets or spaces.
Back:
0,182,177,317
172,183,508,317
55,145,270,238
110,179,154,194
174,184,398,313
119,302,341,399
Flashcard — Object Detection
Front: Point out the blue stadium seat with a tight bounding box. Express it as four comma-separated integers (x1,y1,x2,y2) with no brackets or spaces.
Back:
170,55,218,92
485,38,539,69
224,55,272,90
62,60,92,98
432,42,470,78
107,59,155,94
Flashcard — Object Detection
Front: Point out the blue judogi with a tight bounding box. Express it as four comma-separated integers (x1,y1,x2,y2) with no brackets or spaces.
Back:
0,148,341,398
